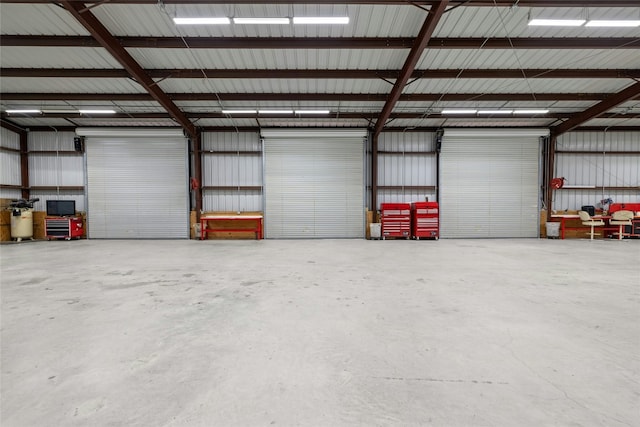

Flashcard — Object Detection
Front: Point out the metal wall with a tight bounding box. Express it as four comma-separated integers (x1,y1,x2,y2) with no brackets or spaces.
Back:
554,131,640,211
377,132,437,206
201,131,262,212
12,129,640,221
27,131,86,212
0,127,21,200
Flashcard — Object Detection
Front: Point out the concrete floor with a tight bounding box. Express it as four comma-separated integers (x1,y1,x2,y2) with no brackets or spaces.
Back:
1,238,638,427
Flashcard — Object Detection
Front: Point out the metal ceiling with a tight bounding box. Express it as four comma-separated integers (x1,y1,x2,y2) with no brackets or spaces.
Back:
1,0,640,133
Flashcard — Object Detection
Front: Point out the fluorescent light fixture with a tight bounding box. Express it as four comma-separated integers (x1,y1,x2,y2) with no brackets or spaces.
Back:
42,109,77,114
477,110,513,114
293,16,349,25
295,110,330,114
585,20,640,27
5,109,41,114
173,17,230,25
528,19,585,26
513,109,549,114
258,110,294,114
441,109,477,114
78,109,116,114
233,17,290,25
222,109,257,114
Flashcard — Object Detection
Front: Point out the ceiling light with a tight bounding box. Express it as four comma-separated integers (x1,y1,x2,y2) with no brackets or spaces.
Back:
5,109,41,114
258,110,294,114
233,17,290,25
173,17,230,25
295,110,330,114
477,110,513,115
585,20,640,27
528,19,585,27
78,109,116,114
293,17,349,25
222,110,257,114
513,109,549,114
441,109,477,114
41,109,77,114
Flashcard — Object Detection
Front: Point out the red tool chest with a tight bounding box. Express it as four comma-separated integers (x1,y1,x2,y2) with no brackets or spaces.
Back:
45,217,83,240
411,201,439,240
381,203,411,239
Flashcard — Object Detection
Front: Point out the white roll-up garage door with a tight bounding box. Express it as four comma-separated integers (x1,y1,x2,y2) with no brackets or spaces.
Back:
79,128,189,239
262,129,366,239
440,128,548,238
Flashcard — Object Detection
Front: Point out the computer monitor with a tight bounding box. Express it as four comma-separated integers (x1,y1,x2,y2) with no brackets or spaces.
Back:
46,200,76,217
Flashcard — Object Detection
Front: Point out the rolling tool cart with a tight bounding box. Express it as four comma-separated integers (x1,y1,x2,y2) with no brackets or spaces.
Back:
45,217,83,240
411,201,439,240
380,203,411,239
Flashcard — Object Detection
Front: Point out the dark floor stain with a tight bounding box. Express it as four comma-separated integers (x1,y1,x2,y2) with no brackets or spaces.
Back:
241,281,261,286
183,273,195,278
19,277,47,286
374,376,507,385
107,270,134,276
107,282,155,290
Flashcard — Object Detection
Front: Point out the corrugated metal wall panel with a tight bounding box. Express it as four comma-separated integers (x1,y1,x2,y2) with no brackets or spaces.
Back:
0,152,21,187
28,131,85,188
26,132,87,211
379,132,436,152
29,132,76,151
28,155,84,187
377,132,437,209
552,190,639,213
0,189,22,201
201,132,263,212
554,131,640,211
1,128,21,150
202,190,263,212
203,155,262,187
378,190,437,206
1,128,22,189
29,191,86,213
378,155,436,186
202,132,261,151
558,131,640,151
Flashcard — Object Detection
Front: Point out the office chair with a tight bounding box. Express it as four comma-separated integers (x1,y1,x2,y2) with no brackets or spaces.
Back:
578,211,604,240
609,210,633,240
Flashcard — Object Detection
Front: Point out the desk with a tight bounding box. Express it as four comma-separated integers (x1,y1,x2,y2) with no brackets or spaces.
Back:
550,214,608,239
200,215,263,240
550,214,640,239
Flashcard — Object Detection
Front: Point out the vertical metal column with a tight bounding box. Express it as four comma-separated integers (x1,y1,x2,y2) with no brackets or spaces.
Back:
371,132,378,211
193,130,203,222
546,134,557,217
20,130,29,200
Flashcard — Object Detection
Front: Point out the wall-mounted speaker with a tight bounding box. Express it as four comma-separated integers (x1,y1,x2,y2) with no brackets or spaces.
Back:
74,136,85,152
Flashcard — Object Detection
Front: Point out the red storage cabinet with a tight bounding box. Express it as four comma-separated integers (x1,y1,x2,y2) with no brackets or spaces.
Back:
45,217,83,240
411,201,439,240
380,203,411,239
